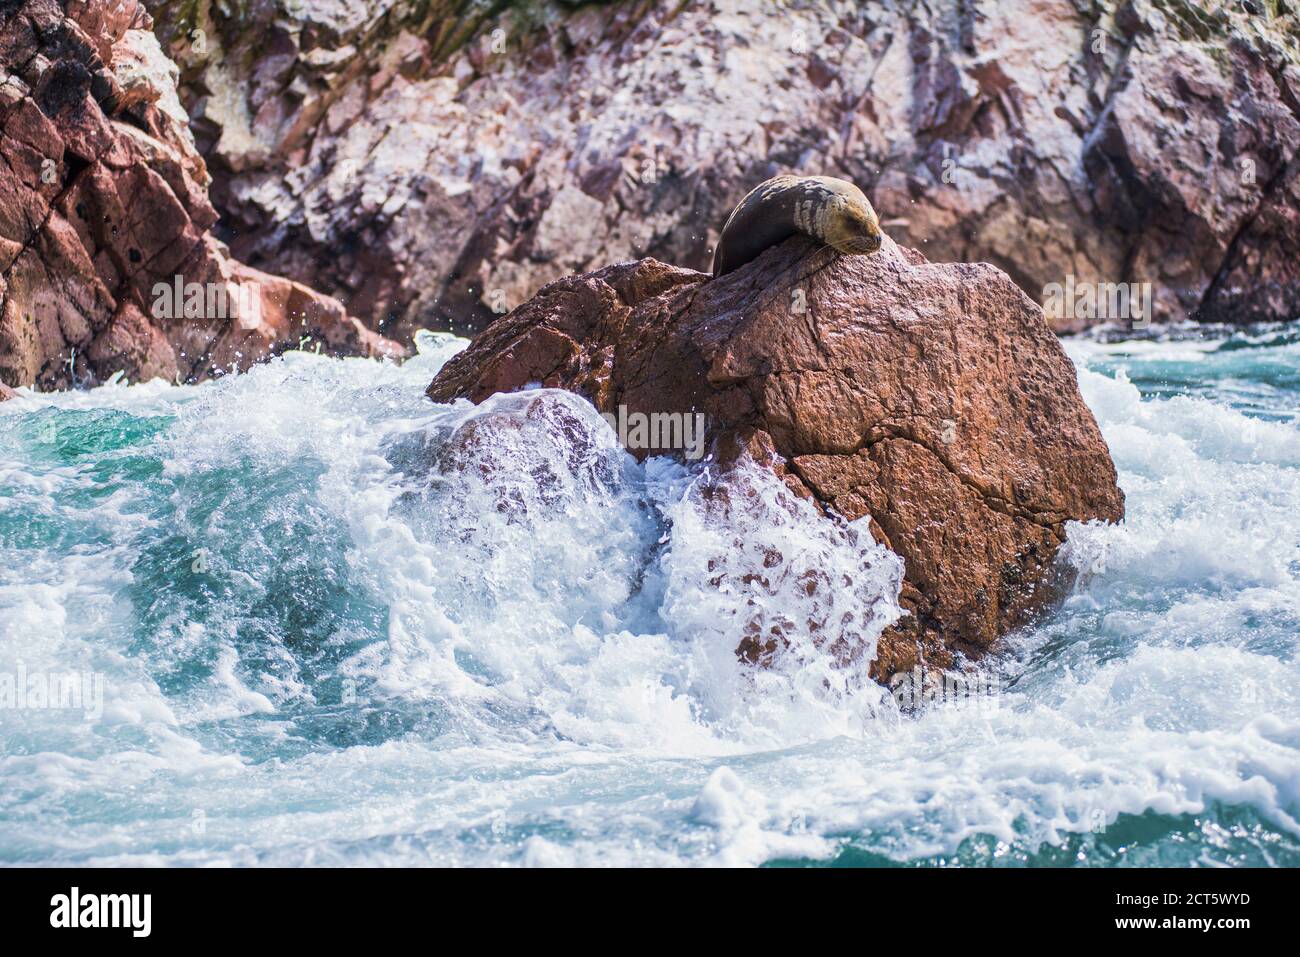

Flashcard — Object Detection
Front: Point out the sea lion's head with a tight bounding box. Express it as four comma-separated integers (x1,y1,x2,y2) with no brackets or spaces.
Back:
823,190,883,256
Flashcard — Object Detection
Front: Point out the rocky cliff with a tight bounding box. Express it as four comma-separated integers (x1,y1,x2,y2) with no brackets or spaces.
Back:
426,235,1126,679
149,0,1300,340
0,0,401,394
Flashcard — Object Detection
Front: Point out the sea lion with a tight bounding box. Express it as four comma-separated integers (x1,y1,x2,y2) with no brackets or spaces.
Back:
711,175,884,278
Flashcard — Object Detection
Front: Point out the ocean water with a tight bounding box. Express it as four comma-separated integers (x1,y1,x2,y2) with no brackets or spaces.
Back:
1,324,1298,867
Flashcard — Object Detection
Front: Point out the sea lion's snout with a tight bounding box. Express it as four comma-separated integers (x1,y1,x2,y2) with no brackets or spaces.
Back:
847,230,883,255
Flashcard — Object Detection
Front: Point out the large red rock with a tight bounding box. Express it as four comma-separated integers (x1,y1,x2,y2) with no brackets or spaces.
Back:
0,0,402,392
427,237,1125,680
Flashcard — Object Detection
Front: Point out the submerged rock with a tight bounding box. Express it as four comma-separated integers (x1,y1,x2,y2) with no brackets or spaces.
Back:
0,0,402,393
427,236,1126,680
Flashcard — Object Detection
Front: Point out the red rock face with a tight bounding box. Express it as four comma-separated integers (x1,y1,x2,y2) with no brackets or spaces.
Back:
150,0,1300,337
1080,4,1300,328
0,0,402,392
428,237,1126,680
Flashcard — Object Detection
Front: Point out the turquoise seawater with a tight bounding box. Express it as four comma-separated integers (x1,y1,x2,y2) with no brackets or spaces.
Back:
0,325,1297,867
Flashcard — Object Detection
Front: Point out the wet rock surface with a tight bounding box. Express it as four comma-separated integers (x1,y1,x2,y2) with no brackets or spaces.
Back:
427,236,1126,680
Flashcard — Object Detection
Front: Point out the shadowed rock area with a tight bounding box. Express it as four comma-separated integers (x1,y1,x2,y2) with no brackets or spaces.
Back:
427,237,1126,680
0,0,402,393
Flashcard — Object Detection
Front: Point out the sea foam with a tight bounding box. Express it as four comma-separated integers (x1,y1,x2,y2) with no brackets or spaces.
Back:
0,329,1296,866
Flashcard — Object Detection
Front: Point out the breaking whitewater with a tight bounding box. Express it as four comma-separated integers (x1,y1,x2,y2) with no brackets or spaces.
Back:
1,324,1298,867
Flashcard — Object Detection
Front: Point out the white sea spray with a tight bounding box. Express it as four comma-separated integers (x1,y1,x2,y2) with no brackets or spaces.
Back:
0,329,1296,866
